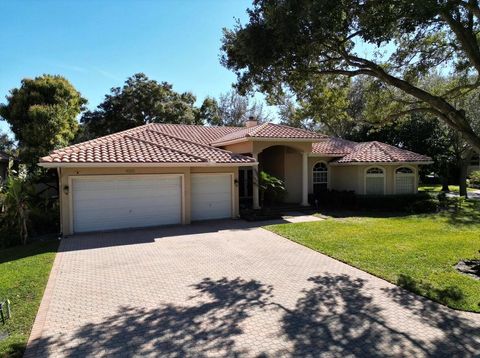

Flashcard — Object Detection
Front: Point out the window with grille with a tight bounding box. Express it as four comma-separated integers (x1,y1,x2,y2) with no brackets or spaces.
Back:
395,167,415,194
365,167,385,195
313,162,328,193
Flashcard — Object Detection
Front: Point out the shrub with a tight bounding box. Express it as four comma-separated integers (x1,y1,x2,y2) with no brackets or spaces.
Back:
469,170,480,187
356,193,436,212
258,171,286,206
310,190,438,213
408,199,439,213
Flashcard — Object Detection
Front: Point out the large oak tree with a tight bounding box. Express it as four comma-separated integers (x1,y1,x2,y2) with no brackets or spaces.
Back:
221,0,480,152
79,73,201,140
0,75,86,168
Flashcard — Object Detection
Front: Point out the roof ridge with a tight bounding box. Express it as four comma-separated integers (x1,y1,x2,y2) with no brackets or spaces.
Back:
145,128,242,156
273,123,327,137
245,122,270,137
370,141,403,161
124,134,207,162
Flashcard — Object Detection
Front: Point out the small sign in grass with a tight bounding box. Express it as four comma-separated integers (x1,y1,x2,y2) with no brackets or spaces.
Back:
0,240,58,357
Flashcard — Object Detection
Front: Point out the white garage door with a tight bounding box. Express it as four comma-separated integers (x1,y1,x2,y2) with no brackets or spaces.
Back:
72,175,182,233
191,174,232,221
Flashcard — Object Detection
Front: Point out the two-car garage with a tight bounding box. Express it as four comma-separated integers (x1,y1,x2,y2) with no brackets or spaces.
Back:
70,173,234,234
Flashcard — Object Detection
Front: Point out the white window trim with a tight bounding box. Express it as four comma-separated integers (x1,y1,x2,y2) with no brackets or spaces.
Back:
394,165,417,194
364,166,386,195
312,161,329,189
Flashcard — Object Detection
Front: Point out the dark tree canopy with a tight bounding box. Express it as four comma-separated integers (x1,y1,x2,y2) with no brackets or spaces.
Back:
221,0,480,151
0,131,15,154
0,74,86,167
80,73,202,140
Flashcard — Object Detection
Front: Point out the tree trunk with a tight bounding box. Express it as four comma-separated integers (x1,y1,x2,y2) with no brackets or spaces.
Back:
459,163,469,197
441,176,450,192
459,150,474,197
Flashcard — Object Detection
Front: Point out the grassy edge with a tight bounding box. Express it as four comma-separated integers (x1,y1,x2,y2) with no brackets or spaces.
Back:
0,240,59,357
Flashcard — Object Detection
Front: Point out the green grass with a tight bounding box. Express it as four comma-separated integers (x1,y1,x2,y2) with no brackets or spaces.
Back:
419,184,476,192
267,203,480,312
0,239,58,357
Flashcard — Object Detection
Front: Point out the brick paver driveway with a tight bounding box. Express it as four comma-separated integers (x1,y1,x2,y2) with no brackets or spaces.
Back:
25,219,480,357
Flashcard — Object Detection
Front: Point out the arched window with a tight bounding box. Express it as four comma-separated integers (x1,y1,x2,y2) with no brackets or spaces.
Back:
313,162,328,193
395,167,416,194
365,167,385,195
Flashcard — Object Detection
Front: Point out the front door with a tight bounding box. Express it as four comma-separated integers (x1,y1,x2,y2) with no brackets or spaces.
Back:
239,167,253,208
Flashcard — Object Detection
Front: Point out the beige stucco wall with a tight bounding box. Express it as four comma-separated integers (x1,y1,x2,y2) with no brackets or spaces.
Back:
222,141,253,154
59,166,239,236
253,140,312,154
328,164,420,195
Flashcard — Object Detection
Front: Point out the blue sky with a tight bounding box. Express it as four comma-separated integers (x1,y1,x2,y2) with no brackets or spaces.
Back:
0,0,262,135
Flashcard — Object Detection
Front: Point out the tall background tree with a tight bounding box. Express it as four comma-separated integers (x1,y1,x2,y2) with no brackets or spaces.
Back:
199,89,271,126
0,75,86,169
221,0,480,153
79,73,202,140
0,131,15,154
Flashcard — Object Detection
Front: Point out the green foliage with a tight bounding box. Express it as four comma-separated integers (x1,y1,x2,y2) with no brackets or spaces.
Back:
0,75,86,168
469,170,480,186
0,131,15,154
267,203,480,312
200,90,271,127
407,198,439,213
79,73,202,140
0,239,58,357
221,0,480,151
1,175,34,246
258,171,286,205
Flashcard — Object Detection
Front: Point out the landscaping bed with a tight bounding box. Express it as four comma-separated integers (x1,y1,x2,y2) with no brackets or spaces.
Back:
0,239,58,357
266,202,480,312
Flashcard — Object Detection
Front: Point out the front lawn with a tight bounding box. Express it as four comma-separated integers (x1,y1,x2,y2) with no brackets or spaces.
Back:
267,203,480,312
0,239,58,357
419,184,476,192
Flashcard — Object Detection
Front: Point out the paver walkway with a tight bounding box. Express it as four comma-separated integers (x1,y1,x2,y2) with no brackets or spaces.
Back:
25,219,480,357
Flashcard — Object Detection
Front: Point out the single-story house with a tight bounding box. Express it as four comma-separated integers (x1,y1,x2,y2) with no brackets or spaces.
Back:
39,120,432,235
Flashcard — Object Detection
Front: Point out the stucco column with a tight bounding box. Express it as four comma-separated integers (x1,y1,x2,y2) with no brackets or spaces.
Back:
301,152,309,206
252,152,261,209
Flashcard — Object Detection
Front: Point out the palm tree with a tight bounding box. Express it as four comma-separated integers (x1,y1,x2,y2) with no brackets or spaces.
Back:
2,176,32,245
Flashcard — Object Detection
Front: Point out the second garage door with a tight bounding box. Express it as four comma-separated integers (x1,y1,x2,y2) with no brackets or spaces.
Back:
72,175,182,233
191,174,232,221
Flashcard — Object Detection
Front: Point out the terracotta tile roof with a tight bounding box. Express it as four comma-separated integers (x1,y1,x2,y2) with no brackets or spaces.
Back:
39,123,431,166
40,124,255,164
211,123,325,145
333,141,432,163
148,123,239,145
312,138,359,155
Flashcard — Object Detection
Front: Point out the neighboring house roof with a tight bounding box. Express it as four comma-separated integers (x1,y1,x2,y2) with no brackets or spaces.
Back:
40,125,255,165
211,123,326,145
39,123,431,166
333,141,432,164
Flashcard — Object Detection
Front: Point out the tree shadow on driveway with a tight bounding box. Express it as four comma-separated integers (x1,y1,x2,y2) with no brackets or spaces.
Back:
382,282,480,357
275,274,433,357
26,277,273,357
26,274,480,357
